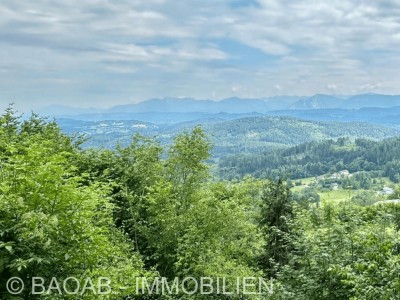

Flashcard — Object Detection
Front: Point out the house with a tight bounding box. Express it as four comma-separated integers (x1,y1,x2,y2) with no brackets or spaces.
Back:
331,170,351,179
132,124,147,128
373,199,400,205
380,187,394,195
331,183,339,190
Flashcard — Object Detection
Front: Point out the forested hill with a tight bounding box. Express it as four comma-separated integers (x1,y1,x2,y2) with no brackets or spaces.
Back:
58,116,399,159
219,137,400,180
206,116,399,157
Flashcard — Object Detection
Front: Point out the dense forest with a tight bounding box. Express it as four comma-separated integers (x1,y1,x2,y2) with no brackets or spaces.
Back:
0,108,399,299
58,116,399,159
219,137,400,181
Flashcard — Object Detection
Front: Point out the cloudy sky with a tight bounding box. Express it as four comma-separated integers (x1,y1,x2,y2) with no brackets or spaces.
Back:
1,0,400,111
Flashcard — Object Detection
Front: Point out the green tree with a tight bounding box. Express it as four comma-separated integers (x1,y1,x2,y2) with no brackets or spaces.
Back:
0,110,147,299
166,126,211,206
259,179,293,277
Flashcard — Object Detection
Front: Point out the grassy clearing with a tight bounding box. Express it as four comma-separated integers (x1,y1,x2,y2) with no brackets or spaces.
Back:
318,189,357,202
291,177,317,192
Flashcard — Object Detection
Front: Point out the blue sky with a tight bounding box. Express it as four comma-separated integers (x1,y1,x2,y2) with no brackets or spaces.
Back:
1,0,400,111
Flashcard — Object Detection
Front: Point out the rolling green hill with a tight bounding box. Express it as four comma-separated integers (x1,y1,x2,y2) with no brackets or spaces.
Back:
204,116,399,158
219,136,400,180
59,116,400,159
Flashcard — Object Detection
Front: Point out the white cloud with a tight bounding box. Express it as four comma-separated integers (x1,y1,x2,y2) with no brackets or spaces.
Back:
101,43,227,64
231,85,242,93
358,82,383,92
327,84,337,92
1,0,400,109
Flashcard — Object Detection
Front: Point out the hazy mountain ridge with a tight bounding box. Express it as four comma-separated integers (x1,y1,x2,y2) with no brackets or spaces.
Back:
265,106,400,126
49,106,400,127
289,94,343,109
343,94,400,109
40,94,400,122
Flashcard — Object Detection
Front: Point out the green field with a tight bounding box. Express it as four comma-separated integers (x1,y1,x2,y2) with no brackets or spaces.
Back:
318,189,357,202
291,177,316,192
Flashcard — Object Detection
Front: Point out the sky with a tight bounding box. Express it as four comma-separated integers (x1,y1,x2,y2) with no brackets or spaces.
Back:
1,0,400,111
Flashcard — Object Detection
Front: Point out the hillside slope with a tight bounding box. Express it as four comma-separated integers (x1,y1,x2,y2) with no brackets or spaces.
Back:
204,116,399,157
58,116,400,159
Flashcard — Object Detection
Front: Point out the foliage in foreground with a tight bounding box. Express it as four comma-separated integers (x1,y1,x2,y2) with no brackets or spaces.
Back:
0,107,399,299
276,202,400,299
0,109,150,299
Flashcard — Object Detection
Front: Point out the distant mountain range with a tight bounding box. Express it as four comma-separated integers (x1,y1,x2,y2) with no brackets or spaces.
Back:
40,94,400,121
39,94,400,160
289,94,400,110
39,96,304,116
